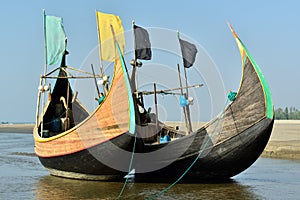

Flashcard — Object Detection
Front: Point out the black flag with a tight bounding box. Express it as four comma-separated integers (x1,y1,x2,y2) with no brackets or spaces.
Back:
179,38,197,68
134,25,152,60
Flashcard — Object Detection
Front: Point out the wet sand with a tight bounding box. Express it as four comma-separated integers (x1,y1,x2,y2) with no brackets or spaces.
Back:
1,120,299,160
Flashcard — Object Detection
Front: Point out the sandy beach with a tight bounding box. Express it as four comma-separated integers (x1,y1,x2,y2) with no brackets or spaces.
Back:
261,120,300,160
1,120,299,160
0,123,34,133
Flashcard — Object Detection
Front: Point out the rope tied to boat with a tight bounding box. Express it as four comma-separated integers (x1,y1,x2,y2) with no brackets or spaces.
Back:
146,98,230,200
116,131,138,200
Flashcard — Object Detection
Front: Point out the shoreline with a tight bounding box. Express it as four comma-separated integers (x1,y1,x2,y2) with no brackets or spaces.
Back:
260,120,300,160
1,120,299,161
0,123,34,133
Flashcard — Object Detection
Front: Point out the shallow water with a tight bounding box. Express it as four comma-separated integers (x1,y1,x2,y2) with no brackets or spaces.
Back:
0,133,299,200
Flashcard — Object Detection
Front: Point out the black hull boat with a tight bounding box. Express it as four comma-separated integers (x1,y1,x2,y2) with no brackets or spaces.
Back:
34,11,273,182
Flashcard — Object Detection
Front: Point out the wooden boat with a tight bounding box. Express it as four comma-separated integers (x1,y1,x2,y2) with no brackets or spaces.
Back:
34,43,136,180
132,24,274,181
34,12,274,182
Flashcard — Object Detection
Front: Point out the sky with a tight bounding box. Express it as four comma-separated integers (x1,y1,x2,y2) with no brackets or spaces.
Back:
0,0,299,123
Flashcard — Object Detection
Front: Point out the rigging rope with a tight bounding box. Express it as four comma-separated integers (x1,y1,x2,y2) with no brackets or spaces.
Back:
116,130,138,200
146,98,229,200
114,97,229,199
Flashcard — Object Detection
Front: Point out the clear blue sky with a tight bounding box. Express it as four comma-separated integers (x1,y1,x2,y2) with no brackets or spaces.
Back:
0,0,299,122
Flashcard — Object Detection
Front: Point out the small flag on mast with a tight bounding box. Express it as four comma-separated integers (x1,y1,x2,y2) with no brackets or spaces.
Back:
133,25,152,60
178,37,197,68
96,11,125,62
44,14,66,66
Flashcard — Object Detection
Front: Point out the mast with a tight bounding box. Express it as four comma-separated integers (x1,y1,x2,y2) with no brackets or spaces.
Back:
95,10,107,96
40,9,48,136
130,20,138,97
43,9,47,76
154,83,159,143
65,81,70,131
177,31,197,134
177,64,189,135
184,66,193,133
90,64,101,98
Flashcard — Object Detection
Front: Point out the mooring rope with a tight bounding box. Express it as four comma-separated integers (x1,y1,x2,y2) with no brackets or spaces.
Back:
146,98,229,200
116,130,138,199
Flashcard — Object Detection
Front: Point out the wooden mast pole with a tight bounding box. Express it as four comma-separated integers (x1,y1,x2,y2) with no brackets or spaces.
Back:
131,20,138,97
184,67,193,133
95,10,107,96
43,9,48,77
39,9,48,136
177,64,189,135
90,64,101,98
65,82,70,131
35,77,43,129
154,83,160,143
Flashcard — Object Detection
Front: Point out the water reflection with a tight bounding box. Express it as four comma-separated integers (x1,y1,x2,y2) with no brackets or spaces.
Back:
35,175,261,200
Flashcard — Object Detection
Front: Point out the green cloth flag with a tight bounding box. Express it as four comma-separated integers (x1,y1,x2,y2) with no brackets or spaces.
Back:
45,14,66,65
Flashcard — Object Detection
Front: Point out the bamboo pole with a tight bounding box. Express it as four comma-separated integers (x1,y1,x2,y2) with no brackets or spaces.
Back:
110,24,130,76
42,76,102,79
90,64,101,98
44,66,98,78
65,82,70,131
177,64,189,135
154,83,159,143
40,9,48,136
137,84,203,95
184,66,193,133
95,10,106,92
43,9,47,76
131,20,138,96
35,76,43,128
95,10,108,95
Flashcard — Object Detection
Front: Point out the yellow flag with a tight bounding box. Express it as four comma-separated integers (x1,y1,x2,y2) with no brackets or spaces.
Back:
96,11,125,62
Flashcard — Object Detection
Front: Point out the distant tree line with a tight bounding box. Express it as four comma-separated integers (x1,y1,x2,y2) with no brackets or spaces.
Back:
275,107,300,120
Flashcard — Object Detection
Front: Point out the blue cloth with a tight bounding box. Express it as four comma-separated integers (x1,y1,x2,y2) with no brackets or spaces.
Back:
180,95,188,107
160,135,171,143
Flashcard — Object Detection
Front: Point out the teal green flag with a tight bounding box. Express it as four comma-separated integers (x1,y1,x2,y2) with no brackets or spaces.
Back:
45,15,66,65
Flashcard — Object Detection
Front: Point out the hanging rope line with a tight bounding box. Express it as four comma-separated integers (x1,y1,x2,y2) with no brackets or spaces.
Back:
116,130,138,200
146,98,229,200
